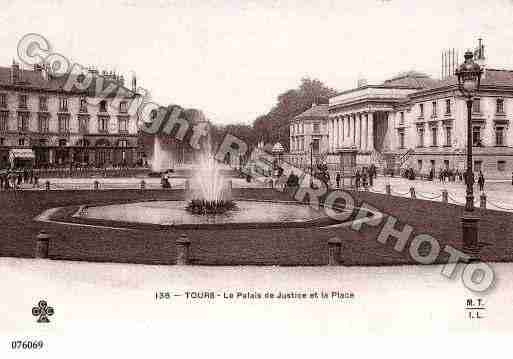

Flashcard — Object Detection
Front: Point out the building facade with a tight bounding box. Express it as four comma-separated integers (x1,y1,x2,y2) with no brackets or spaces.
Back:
0,62,141,169
288,103,329,168
323,41,513,178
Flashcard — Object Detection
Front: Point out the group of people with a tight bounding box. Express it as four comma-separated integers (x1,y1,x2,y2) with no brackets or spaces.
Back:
0,168,39,190
353,165,377,190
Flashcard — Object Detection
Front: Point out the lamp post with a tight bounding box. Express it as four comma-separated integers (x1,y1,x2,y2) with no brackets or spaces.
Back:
455,50,483,249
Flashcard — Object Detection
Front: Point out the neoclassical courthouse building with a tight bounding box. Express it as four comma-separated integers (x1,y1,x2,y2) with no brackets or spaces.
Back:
289,41,513,178
0,61,141,169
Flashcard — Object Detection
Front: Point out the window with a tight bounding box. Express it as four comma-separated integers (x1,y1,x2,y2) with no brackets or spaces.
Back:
18,94,27,109
59,97,68,111
0,138,4,146
444,160,450,169
39,96,47,111
38,114,49,133
58,114,70,133
118,139,128,148
399,112,404,125
39,139,47,146
418,127,424,147
80,98,88,113
431,127,438,146
472,98,481,113
0,93,6,108
474,160,482,172
445,127,452,146
98,117,109,133
398,130,405,148
498,161,506,172
472,126,482,146
313,123,320,134
432,101,438,117
497,98,505,114
17,112,29,132
418,160,423,171
118,118,128,133
0,112,7,132
79,117,89,134
119,101,128,113
445,99,451,114
496,127,505,146
99,100,107,112
419,103,424,117
18,138,25,146
58,139,67,147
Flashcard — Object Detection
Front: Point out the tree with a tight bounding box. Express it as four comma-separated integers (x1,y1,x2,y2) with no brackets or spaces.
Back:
251,77,336,148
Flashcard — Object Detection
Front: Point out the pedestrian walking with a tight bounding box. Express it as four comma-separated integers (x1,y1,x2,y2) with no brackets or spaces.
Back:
478,171,485,192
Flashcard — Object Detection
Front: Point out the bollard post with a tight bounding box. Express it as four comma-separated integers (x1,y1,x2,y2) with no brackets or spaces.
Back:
442,190,448,203
45,180,50,191
385,184,391,195
225,179,233,201
409,187,416,199
480,193,487,209
175,233,191,265
140,180,146,190
94,180,100,190
327,237,343,266
35,231,51,259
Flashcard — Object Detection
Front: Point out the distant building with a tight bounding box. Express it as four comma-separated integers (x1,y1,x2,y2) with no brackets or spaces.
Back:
288,102,329,168
326,39,513,178
0,61,141,169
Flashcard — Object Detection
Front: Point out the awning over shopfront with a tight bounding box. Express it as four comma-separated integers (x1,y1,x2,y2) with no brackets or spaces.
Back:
9,149,35,161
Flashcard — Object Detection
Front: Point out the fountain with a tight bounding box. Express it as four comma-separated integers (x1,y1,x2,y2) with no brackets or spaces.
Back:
185,154,236,215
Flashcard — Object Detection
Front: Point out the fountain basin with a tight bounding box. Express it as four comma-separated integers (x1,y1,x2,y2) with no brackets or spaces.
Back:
78,200,334,226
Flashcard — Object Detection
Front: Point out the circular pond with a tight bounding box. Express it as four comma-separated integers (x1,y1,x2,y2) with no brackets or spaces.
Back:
79,200,331,226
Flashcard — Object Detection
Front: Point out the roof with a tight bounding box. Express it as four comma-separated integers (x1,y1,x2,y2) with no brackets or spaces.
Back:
0,66,136,98
295,104,329,119
382,70,442,89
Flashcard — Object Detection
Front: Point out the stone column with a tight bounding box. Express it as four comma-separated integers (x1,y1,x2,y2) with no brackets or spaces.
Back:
367,112,374,152
355,113,361,150
49,148,54,164
330,118,334,151
352,114,356,147
338,117,343,148
333,118,337,151
364,114,369,151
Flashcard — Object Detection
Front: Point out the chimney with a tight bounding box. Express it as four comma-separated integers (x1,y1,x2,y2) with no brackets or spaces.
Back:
11,60,20,83
475,38,486,78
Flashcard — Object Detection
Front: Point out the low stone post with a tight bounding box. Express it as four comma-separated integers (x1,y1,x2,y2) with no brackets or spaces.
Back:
385,184,391,195
175,233,191,265
442,190,448,203
480,193,487,209
140,180,146,190
35,231,51,259
94,180,100,190
327,237,343,266
45,180,50,191
409,187,416,199
225,179,233,201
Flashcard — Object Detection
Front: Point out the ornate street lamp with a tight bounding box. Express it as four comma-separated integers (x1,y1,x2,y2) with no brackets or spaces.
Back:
455,50,483,248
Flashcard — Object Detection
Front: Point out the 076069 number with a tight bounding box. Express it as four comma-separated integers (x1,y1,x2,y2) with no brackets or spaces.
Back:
11,340,44,350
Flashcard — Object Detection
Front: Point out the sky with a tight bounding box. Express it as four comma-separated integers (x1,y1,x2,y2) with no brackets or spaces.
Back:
1,0,513,125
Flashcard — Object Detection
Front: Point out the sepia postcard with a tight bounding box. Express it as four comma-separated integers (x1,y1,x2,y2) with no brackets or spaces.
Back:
1,0,513,357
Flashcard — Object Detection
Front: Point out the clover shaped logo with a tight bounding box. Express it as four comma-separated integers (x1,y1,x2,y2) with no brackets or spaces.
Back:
32,300,54,323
